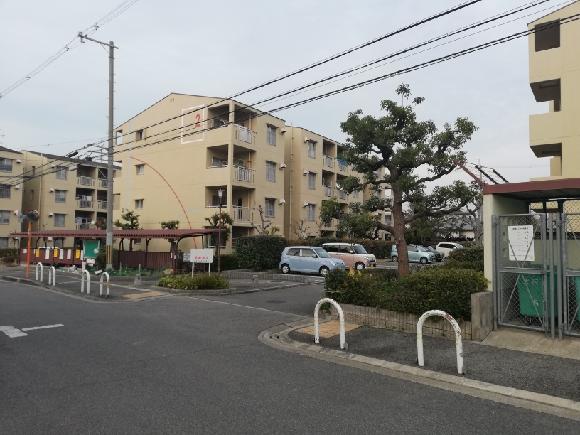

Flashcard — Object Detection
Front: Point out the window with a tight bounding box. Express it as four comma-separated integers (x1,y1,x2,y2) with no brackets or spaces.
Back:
55,166,68,180
135,199,144,209
535,20,560,51
116,130,123,145
54,190,67,203
135,164,145,175
267,125,276,146
308,172,316,190
265,198,275,218
0,184,10,199
0,158,13,172
300,248,316,258
307,141,317,159
0,210,10,224
54,213,65,227
0,237,8,248
266,161,276,182
211,156,227,167
306,204,316,222
136,129,144,141
287,248,300,256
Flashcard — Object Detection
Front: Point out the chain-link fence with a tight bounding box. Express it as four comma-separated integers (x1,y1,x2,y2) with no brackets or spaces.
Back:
564,213,580,336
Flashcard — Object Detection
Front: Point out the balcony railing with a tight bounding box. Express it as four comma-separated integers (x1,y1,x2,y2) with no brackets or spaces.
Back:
97,200,107,210
98,178,108,188
323,155,334,169
234,166,255,183
234,124,254,144
232,206,251,223
337,158,348,172
76,223,91,230
338,190,347,200
76,199,93,209
77,176,95,187
324,185,333,197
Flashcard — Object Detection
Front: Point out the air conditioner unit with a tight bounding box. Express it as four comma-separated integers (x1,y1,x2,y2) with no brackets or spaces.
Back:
279,163,287,169
303,201,310,207
303,170,309,176
14,185,20,190
13,210,19,216
49,188,55,193
279,199,286,205
48,213,54,217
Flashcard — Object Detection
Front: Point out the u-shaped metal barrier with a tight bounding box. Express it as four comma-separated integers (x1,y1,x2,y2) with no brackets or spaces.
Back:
81,270,91,295
35,262,44,282
47,266,56,287
314,298,346,350
417,310,464,375
99,272,110,298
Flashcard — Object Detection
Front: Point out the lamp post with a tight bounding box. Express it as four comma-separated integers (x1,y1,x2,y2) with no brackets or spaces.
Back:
217,188,223,273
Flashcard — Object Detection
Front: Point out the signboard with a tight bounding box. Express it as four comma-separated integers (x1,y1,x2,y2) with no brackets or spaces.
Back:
508,225,535,262
189,248,214,264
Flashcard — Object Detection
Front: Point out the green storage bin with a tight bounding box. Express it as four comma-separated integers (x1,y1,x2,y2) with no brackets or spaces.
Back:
517,273,549,318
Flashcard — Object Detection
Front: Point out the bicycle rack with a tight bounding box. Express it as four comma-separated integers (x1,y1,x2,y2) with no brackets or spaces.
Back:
81,269,91,295
417,310,464,375
35,262,44,282
47,266,56,286
99,272,110,298
314,298,346,350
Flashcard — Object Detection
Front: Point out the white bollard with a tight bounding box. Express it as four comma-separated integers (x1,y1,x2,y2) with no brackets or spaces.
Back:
417,310,464,375
81,269,91,295
314,298,346,350
35,262,44,282
99,272,110,298
48,266,56,286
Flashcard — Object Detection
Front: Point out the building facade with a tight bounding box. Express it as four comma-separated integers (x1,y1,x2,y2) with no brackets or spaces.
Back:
0,146,24,248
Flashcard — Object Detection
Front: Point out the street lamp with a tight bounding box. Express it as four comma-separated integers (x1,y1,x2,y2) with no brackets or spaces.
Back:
217,188,223,273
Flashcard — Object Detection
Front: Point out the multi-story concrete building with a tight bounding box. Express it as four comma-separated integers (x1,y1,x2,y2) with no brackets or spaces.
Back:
114,93,287,251
529,1,580,178
0,146,24,248
21,151,114,246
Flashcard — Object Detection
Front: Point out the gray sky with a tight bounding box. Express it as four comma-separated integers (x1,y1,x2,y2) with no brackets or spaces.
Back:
0,0,563,183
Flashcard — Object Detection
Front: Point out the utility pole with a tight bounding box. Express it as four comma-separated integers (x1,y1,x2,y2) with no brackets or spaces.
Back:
79,33,117,270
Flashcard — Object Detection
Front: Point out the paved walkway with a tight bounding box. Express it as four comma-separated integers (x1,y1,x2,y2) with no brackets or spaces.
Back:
290,324,580,402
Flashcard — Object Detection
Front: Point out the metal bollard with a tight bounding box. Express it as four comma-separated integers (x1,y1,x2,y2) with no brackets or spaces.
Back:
48,266,56,286
99,272,110,298
81,269,91,295
35,262,44,282
314,298,346,350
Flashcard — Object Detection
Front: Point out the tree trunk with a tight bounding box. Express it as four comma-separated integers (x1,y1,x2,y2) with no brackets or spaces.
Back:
392,186,410,276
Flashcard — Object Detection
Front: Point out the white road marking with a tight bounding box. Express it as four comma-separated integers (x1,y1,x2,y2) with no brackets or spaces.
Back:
21,323,64,332
0,326,28,338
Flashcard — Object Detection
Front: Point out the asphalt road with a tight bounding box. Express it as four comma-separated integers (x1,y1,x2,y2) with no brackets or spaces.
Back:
1,281,578,434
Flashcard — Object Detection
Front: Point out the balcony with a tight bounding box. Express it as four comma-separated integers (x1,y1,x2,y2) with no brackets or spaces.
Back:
232,206,252,223
323,155,335,169
76,199,93,209
234,166,254,184
98,178,108,189
234,124,254,145
338,190,347,200
324,186,333,198
97,200,107,210
529,111,563,157
337,158,348,172
77,176,95,187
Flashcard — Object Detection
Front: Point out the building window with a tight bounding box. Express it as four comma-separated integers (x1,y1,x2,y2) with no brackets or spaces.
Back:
54,213,65,227
135,164,145,175
0,184,10,199
116,130,123,145
307,141,317,159
266,161,276,183
0,237,8,248
267,125,276,146
136,129,144,141
55,166,68,180
265,198,275,218
535,20,560,52
135,199,144,209
306,204,316,222
0,158,13,172
308,172,316,190
211,156,227,167
55,189,67,203
0,210,10,224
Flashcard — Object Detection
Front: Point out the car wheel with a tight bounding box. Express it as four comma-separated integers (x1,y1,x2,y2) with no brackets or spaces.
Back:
392,256,398,263
319,266,329,277
355,262,365,271
420,257,427,265
281,264,290,274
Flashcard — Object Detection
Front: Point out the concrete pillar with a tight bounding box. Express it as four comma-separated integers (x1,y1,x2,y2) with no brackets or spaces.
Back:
471,291,494,341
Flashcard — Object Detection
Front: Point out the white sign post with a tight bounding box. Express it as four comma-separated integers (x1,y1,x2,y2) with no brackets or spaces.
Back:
189,248,215,275
507,225,535,262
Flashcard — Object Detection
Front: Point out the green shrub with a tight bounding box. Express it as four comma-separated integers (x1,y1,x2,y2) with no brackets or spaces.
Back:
0,248,18,263
235,236,287,271
158,274,229,290
444,246,484,272
325,267,488,320
212,254,239,271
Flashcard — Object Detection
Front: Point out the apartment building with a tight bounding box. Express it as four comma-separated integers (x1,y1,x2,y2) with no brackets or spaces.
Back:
0,146,24,248
21,151,114,246
528,1,580,178
114,93,286,251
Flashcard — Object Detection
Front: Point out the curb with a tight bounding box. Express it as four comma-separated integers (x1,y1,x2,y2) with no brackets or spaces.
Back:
151,282,303,296
259,321,580,422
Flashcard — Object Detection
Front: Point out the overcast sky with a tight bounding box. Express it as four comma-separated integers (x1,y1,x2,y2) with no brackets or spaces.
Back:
0,0,565,183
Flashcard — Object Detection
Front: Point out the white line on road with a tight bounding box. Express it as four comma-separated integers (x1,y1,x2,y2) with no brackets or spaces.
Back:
21,323,64,332
0,326,28,338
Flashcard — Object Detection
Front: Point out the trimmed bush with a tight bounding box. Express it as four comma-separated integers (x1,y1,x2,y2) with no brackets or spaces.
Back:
235,236,287,271
158,274,229,290
0,248,18,263
325,267,487,319
212,254,239,271
444,246,484,272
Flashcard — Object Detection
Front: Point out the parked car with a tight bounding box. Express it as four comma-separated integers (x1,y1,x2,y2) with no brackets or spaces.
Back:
424,246,443,262
279,246,346,276
390,244,436,264
322,242,376,270
436,242,464,258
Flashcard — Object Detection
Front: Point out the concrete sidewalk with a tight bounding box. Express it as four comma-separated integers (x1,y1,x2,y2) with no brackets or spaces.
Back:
290,324,580,403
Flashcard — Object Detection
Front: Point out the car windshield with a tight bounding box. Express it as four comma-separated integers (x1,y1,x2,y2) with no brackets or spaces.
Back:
313,248,330,258
353,244,367,254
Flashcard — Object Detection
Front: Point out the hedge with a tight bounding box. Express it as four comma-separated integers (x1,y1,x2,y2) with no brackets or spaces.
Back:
325,267,488,319
0,248,18,263
287,238,393,259
158,274,229,290
444,246,484,272
235,236,288,271
212,254,239,271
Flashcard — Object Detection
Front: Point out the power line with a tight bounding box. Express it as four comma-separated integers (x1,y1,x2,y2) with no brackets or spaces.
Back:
0,0,140,99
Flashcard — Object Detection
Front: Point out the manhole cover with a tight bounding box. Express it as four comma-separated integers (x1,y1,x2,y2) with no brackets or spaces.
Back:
266,300,286,304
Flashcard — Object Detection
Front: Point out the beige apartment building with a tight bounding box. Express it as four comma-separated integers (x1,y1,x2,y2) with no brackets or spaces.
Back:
529,1,580,178
21,151,113,246
0,146,24,248
114,93,287,251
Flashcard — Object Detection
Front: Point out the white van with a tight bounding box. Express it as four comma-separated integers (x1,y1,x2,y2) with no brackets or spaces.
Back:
435,242,464,258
